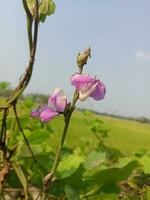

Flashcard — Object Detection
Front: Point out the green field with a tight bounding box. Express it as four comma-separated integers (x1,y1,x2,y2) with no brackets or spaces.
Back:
50,111,150,156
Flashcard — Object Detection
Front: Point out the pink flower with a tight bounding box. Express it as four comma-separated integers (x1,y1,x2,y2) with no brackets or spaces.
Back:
40,106,58,123
71,73,106,101
30,88,67,123
48,88,67,113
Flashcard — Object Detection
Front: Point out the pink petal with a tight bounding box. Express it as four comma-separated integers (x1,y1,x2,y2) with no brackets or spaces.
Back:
40,106,58,123
90,80,106,101
48,88,67,112
71,74,94,91
79,81,98,101
30,109,40,118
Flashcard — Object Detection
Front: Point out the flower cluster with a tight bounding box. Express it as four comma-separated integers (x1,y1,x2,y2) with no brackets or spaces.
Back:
31,48,106,123
30,88,67,122
31,74,106,122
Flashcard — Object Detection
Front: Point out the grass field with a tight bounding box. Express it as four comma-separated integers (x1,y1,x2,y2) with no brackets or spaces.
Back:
50,111,150,156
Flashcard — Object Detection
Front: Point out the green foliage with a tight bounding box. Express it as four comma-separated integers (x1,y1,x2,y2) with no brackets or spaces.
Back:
0,81,10,90
0,81,12,97
1,103,150,199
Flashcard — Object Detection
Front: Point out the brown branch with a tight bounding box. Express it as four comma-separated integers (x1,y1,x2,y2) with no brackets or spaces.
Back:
3,0,39,107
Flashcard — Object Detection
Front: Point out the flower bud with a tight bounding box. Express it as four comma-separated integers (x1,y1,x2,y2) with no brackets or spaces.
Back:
77,47,91,69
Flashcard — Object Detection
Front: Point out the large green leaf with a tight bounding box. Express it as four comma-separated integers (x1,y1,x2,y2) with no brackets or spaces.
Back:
62,164,85,191
65,184,80,200
93,160,138,185
83,160,138,196
57,154,84,179
140,156,150,174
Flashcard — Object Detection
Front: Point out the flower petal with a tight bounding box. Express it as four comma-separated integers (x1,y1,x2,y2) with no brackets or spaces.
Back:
30,109,40,118
90,80,106,100
48,87,67,112
79,81,98,101
40,106,58,123
71,74,94,91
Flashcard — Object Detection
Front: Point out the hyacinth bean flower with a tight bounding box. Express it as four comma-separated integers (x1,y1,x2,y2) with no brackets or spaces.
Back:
48,88,67,113
39,106,58,123
71,73,106,101
30,88,67,123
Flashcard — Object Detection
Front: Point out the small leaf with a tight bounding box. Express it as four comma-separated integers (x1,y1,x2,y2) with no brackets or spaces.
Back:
12,164,28,200
39,0,56,22
65,184,80,200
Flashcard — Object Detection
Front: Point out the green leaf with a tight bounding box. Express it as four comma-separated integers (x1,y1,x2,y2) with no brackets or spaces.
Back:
83,160,138,196
65,184,80,200
84,151,106,169
39,0,56,22
62,165,85,190
12,164,28,200
101,182,121,194
57,154,84,179
17,142,44,158
27,129,50,144
140,156,150,174
88,193,118,200
93,160,138,186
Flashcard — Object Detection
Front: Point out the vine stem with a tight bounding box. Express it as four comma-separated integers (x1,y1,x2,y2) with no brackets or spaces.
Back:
51,69,83,174
43,70,82,190
13,103,47,173
51,93,78,174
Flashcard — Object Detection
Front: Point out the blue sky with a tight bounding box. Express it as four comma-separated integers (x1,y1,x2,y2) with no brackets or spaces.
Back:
0,0,150,118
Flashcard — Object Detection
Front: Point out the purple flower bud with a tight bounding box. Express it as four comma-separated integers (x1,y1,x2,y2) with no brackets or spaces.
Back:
48,88,67,113
71,73,106,101
40,106,58,123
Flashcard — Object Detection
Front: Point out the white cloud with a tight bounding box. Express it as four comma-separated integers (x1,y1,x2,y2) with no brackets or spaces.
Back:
135,50,150,61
